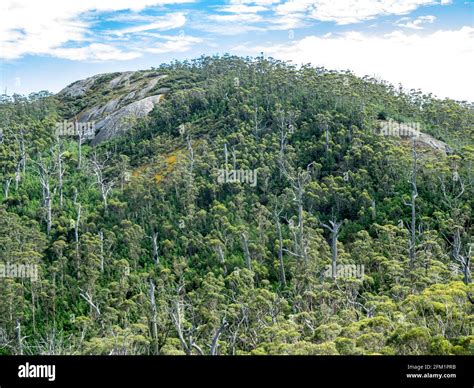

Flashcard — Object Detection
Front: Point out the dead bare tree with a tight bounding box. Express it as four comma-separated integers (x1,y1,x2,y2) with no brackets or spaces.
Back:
315,114,330,153
241,233,252,271
439,168,470,284
324,121,330,153
79,288,101,316
280,162,314,264
16,320,26,355
169,284,203,355
3,177,12,198
54,138,66,208
76,117,86,170
14,157,22,191
33,153,55,235
231,146,237,171
13,128,26,189
210,318,228,355
272,198,287,287
276,108,297,170
213,216,232,274
74,202,81,271
1,127,26,198
0,327,15,354
440,174,465,210
90,152,115,211
253,105,264,141
149,280,160,354
321,217,343,280
404,137,418,267
224,143,229,169
147,232,160,265
215,243,227,275
335,282,374,318
185,135,197,216
98,230,105,272
449,228,471,285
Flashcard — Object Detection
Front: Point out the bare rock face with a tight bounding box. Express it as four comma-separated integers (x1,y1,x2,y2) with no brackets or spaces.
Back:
107,72,134,89
416,131,453,154
377,120,452,155
57,71,169,144
91,95,163,145
79,98,121,122
58,74,104,98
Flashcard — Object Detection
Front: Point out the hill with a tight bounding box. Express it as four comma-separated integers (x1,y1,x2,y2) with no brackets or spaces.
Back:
0,55,473,355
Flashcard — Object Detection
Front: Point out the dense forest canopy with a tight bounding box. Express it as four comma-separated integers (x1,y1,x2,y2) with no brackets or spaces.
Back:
0,55,472,355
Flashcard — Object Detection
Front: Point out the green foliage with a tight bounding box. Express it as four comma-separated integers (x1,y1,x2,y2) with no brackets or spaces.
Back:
0,56,472,355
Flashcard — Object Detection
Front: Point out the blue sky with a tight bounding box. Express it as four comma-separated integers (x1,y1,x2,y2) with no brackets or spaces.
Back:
0,0,473,100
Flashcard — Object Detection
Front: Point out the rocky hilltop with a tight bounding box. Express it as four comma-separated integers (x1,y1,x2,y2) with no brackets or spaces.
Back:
57,68,453,154
58,70,170,145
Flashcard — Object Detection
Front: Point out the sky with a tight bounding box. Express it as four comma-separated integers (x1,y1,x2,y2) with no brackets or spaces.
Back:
0,0,473,101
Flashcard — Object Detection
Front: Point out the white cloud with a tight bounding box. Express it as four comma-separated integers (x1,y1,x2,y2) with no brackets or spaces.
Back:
270,13,308,29
0,0,194,60
229,0,281,4
198,1,290,33
232,26,474,101
209,13,264,22
395,15,436,29
145,34,203,54
276,0,314,14
204,0,451,34
52,44,142,61
276,0,451,25
217,4,268,13
209,2,269,25
114,13,186,35
198,23,266,35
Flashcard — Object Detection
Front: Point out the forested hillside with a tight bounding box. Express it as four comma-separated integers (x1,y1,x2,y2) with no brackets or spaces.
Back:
0,55,473,355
